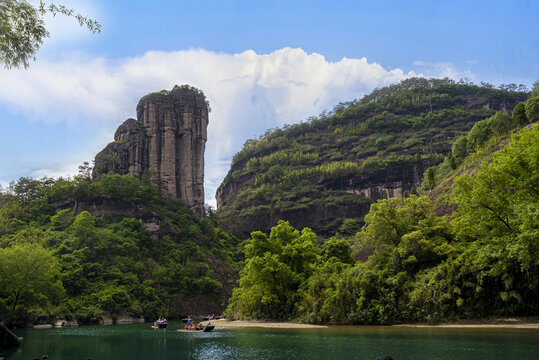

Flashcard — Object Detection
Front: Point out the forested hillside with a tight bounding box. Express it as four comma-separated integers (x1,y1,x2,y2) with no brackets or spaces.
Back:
216,78,528,236
226,107,539,324
0,172,240,327
1,78,536,329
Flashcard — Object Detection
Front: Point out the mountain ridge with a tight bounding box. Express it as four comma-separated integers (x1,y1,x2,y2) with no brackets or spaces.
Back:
215,78,528,236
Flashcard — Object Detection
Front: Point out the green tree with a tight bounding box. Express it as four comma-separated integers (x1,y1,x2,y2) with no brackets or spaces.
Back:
488,111,514,137
512,102,528,127
442,129,539,316
531,80,539,97
338,218,362,236
321,238,355,264
297,256,354,323
69,211,98,247
451,128,539,240
0,201,24,236
0,0,100,68
467,118,492,151
0,243,64,311
524,96,539,124
227,252,298,319
423,167,436,190
227,221,320,319
357,196,433,248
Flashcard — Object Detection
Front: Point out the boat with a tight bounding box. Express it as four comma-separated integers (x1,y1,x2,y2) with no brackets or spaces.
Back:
152,319,168,329
178,325,215,332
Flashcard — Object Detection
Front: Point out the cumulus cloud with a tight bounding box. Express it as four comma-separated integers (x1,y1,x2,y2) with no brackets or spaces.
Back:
0,47,428,206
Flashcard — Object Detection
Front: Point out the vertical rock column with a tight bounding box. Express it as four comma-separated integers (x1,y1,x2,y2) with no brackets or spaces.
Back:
136,88,209,217
93,86,209,217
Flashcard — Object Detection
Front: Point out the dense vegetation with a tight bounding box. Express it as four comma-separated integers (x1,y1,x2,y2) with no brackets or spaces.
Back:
422,93,539,191
216,78,528,236
1,78,536,329
226,124,539,323
0,171,240,327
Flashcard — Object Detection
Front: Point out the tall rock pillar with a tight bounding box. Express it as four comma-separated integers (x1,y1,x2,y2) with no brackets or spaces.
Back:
93,85,209,217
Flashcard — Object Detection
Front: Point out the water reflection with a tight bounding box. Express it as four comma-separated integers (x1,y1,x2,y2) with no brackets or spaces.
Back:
6,323,539,360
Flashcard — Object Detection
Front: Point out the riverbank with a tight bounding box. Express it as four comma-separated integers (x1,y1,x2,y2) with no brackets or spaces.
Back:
205,319,327,329
395,317,539,330
208,317,539,330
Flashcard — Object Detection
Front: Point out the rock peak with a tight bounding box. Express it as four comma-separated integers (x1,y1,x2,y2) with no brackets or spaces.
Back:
93,85,209,217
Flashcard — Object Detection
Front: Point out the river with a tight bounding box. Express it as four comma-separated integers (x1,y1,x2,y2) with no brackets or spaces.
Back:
5,322,539,359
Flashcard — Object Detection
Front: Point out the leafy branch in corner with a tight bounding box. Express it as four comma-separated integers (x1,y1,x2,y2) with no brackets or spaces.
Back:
0,0,101,69
38,1,101,34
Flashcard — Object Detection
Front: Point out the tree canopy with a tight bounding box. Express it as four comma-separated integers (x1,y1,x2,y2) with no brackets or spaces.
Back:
226,127,539,324
0,172,240,326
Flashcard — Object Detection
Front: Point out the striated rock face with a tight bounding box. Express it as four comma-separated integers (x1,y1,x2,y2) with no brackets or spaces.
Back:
93,86,209,217
216,159,435,236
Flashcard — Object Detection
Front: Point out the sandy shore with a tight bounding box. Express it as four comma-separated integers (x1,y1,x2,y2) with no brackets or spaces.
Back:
395,324,539,329
205,318,539,330
394,318,539,330
204,319,327,329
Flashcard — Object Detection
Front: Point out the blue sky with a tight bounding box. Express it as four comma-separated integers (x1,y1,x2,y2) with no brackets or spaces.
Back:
1,0,537,207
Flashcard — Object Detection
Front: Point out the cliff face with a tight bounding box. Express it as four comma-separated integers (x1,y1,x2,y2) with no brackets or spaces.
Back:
216,154,437,236
93,86,209,217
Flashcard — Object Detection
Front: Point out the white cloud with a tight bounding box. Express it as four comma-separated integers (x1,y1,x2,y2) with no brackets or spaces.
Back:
1,47,441,205
412,60,474,81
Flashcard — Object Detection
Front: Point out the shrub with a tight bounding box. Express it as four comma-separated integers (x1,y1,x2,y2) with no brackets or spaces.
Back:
512,102,527,127
467,119,492,151
338,218,363,236
525,96,539,123
451,136,469,163
488,111,514,136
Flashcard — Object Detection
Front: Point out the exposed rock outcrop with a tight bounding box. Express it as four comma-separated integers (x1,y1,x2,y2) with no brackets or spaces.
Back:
216,159,435,236
93,85,209,217
54,319,79,328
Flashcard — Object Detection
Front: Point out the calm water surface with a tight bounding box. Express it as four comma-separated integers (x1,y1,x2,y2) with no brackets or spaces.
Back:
5,322,539,360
